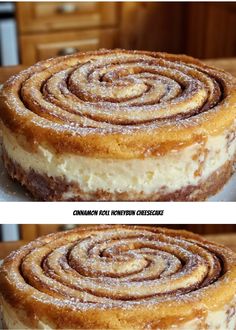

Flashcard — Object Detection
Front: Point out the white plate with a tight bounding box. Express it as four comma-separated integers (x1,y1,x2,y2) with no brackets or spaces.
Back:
0,143,236,201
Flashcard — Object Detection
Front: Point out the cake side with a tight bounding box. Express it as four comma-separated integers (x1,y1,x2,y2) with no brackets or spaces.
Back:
2,123,236,200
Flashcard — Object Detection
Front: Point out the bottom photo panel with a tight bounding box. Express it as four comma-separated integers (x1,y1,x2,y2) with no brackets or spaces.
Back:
0,224,236,330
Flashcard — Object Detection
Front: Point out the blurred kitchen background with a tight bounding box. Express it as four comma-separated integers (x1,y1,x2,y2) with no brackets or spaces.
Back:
0,2,236,67
1,224,236,260
0,224,236,241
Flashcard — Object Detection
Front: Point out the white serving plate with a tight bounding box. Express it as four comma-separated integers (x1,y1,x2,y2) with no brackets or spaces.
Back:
0,143,236,201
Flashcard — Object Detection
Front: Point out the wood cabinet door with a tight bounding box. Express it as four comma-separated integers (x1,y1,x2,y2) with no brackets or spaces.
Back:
19,28,119,65
120,3,185,53
186,3,236,58
20,224,62,240
16,2,118,33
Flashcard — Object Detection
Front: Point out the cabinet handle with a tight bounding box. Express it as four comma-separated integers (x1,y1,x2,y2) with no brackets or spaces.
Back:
59,224,78,231
57,3,78,14
58,47,79,56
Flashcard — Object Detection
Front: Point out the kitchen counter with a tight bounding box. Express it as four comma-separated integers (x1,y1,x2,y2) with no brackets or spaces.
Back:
205,233,236,252
204,57,236,77
0,65,26,84
0,240,27,259
0,234,236,259
0,57,236,84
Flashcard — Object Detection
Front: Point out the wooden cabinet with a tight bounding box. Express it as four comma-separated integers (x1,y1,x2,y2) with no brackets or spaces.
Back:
185,3,236,58
17,2,118,33
20,224,66,240
119,3,236,59
15,2,187,65
15,3,236,70
20,28,118,64
120,3,185,54
16,2,119,65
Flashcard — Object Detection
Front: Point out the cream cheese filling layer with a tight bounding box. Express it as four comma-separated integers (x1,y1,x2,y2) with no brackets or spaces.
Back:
2,126,236,195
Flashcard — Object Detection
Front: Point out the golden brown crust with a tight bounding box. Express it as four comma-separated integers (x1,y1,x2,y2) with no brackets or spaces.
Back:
1,225,236,329
1,49,236,159
2,147,235,201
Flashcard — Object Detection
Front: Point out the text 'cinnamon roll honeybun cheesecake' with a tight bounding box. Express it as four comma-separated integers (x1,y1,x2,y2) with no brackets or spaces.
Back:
1,225,236,329
1,49,236,201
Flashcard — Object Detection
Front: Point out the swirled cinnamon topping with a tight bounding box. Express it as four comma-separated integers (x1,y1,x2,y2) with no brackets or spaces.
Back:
1,50,236,200
1,225,236,329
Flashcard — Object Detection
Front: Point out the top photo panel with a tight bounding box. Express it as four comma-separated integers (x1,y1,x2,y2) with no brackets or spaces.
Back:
0,2,236,202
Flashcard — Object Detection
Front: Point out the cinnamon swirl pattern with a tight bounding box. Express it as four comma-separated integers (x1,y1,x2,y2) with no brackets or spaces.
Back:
1,50,236,200
1,225,236,329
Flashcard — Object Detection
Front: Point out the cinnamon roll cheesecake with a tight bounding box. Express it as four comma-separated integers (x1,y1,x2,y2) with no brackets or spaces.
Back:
1,225,236,329
1,49,236,200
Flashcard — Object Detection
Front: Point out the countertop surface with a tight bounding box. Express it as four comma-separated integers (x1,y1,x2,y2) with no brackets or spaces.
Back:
204,57,236,77
0,65,26,84
1,234,236,259
0,57,235,84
